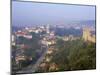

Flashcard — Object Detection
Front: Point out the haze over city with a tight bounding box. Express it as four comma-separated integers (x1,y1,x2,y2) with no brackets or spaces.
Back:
12,1,95,27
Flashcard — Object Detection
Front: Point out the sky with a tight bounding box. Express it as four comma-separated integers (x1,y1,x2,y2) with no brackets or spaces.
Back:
12,1,96,26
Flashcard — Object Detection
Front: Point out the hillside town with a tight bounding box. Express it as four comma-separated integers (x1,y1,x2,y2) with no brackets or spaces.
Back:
12,24,96,74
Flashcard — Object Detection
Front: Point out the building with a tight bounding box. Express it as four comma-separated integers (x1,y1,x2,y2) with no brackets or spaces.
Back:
15,55,32,64
57,35,80,41
50,31,55,36
47,40,56,46
49,63,58,71
15,55,26,64
45,56,52,62
39,62,46,68
46,24,50,34
41,37,56,46
12,34,16,46
23,34,32,39
47,50,53,54
82,27,96,43
16,30,26,37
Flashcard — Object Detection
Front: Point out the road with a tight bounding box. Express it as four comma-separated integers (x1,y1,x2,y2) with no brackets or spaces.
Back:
16,45,48,74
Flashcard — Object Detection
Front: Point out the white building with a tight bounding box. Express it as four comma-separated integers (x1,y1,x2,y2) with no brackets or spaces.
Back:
12,34,16,46
46,24,50,34
24,35,32,39
47,50,53,54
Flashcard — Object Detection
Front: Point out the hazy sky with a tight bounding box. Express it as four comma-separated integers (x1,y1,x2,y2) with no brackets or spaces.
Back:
12,1,95,26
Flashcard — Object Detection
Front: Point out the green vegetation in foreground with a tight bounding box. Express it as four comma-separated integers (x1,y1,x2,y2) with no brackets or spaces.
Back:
50,38,96,71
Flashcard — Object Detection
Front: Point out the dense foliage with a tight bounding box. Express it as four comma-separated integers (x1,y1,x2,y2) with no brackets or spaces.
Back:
51,39,96,71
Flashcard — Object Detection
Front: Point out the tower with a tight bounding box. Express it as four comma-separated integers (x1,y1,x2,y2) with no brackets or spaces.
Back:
82,27,91,41
46,24,50,34
12,34,16,46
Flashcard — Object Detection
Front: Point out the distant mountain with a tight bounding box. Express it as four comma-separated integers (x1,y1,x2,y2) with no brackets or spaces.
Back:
12,20,95,30
62,20,96,28
78,20,95,26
